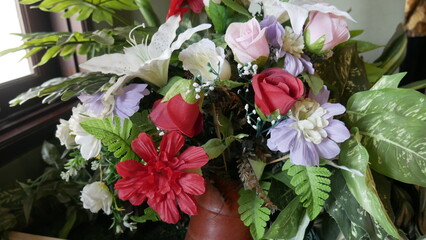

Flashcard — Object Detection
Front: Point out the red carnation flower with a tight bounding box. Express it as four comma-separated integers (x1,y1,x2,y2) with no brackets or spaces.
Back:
167,0,204,19
114,131,209,224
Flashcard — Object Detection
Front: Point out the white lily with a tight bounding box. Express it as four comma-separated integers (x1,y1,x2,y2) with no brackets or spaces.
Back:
80,15,210,116
252,0,355,34
80,15,211,88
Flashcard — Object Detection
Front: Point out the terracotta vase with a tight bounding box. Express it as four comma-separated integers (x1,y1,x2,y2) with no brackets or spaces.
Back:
185,178,252,240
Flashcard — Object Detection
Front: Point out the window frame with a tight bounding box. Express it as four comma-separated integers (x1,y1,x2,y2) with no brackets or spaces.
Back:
0,2,87,166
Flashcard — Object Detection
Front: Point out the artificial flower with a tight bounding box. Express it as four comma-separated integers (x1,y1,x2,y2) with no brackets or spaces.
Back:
224,18,270,64
78,83,150,119
304,11,350,53
149,94,203,137
114,131,209,224
80,15,211,88
267,86,350,166
254,0,355,34
260,17,314,76
167,0,204,19
252,68,304,115
81,181,113,215
203,0,221,7
56,119,76,149
68,104,102,160
179,39,231,84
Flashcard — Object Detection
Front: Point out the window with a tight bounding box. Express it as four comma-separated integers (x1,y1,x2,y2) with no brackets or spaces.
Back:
0,1,86,164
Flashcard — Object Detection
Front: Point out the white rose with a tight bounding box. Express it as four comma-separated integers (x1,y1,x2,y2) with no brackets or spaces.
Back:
81,181,113,215
55,119,76,149
68,104,102,160
179,38,231,84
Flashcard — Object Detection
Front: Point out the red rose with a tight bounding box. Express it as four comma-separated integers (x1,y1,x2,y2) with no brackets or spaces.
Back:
149,94,203,137
252,68,304,115
167,0,204,19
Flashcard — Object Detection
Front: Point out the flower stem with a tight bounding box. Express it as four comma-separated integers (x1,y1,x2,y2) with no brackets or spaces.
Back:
134,0,160,27
267,155,290,164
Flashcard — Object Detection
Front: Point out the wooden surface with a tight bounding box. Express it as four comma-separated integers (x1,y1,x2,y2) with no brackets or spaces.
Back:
8,232,65,240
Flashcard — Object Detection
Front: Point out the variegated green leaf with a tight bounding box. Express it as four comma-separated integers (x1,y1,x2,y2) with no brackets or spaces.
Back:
356,112,426,186
370,72,406,90
346,88,426,123
340,131,399,238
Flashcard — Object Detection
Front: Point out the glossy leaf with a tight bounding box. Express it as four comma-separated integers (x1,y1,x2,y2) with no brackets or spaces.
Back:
370,72,406,90
206,0,228,33
340,132,399,238
263,197,304,239
346,88,426,123
221,0,252,18
357,112,426,186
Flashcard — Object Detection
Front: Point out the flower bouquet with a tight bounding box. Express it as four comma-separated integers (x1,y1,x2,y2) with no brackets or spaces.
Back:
3,0,426,239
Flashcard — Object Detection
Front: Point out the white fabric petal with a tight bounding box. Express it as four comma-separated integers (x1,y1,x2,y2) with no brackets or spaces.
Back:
148,15,180,58
169,23,212,54
79,53,136,75
136,58,171,87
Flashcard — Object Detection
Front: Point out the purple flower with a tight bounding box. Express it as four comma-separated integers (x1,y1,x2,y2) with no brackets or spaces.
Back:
260,16,314,77
267,86,350,166
260,16,285,49
78,83,149,119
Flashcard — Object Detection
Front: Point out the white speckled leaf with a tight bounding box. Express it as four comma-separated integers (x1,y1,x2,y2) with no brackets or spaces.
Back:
370,72,406,90
356,112,426,186
339,133,399,238
346,88,426,124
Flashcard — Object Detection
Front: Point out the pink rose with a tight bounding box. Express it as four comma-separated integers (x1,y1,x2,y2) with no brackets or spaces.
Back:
304,11,350,53
225,18,270,64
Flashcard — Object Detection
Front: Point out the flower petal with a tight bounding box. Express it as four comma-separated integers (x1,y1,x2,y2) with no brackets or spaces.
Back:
325,119,350,143
177,146,209,170
315,137,340,159
267,121,297,152
308,86,329,105
177,193,198,215
115,160,146,177
160,131,185,158
114,84,149,119
149,199,181,224
131,133,158,163
178,172,206,195
322,102,346,119
290,137,319,166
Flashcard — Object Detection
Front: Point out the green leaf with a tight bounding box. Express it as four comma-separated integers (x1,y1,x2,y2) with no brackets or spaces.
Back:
283,161,331,219
268,178,296,210
401,79,426,90
340,40,382,53
215,79,244,88
58,207,77,238
346,88,426,123
202,134,247,159
130,111,157,136
301,73,324,94
9,72,114,106
373,24,407,75
325,171,390,240
263,197,304,239
131,207,160,223
206,0,227,33
315,44,369,104
364,62,386,84
340,132,399,238
162,78,198,104
41,141,60,167
221,0,252,18
370,72,406,90
238,188,271,240
350,29,364,38
36,45,62,66
22,0,138,25
356,112,426,186
80,116,139,161
218,114,233,138
91,30,115,45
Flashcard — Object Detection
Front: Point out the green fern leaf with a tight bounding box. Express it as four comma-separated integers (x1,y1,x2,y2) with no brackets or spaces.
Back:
21,0,138,25
238,187,271,240
80,116,139,161
283,161,331,219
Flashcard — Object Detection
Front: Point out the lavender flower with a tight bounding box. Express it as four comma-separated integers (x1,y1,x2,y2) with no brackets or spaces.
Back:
267,86,350,166
260,16,314,76
78,83,149,119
